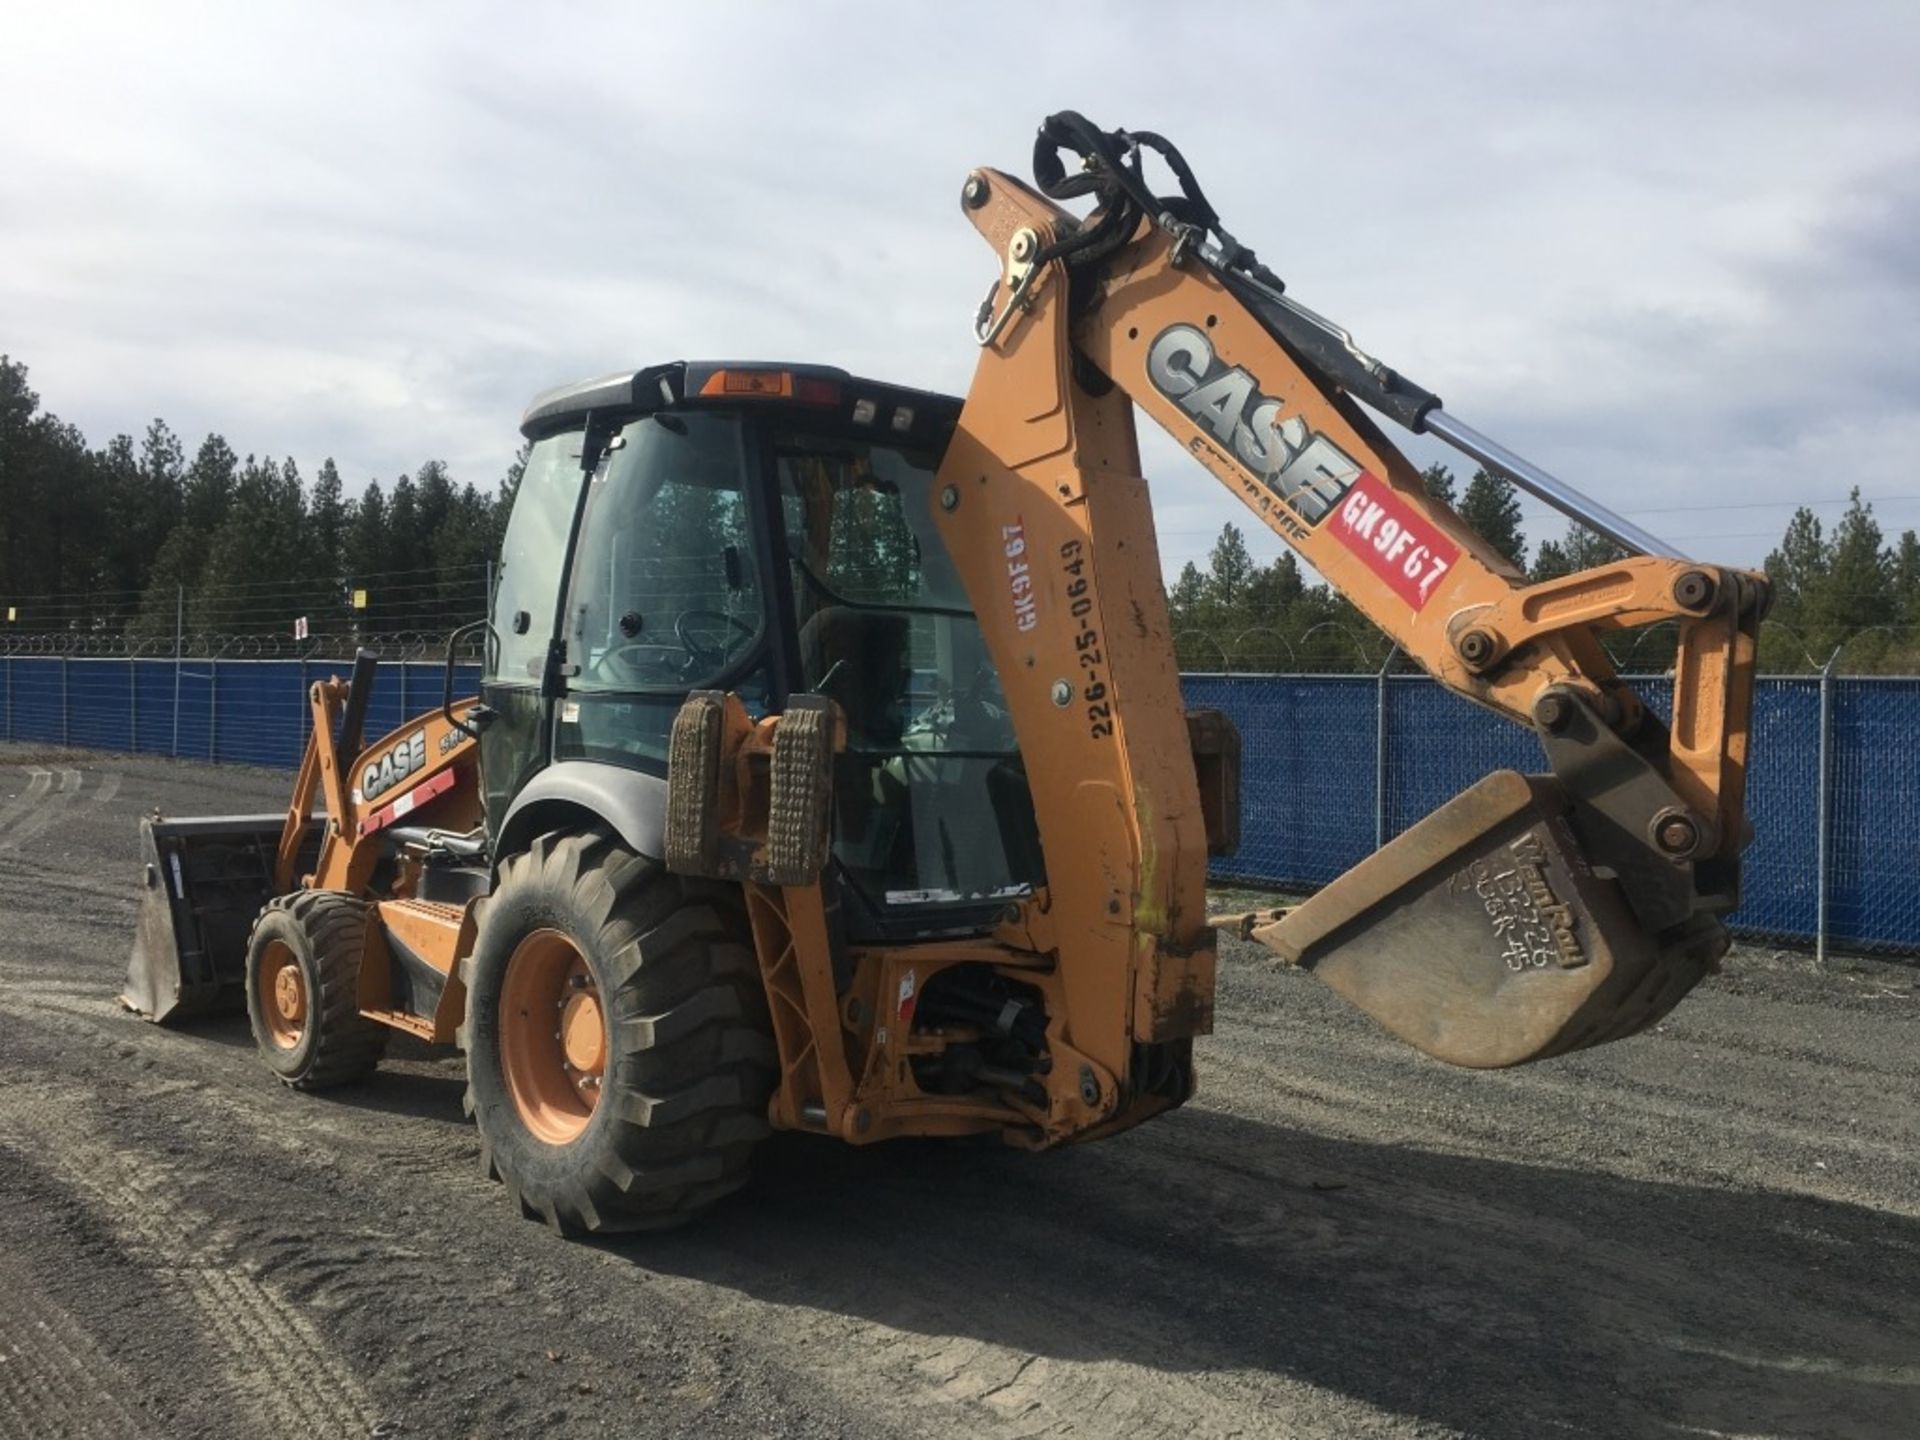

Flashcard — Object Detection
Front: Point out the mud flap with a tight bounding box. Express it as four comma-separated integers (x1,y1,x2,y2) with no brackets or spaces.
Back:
1251,771,1726,1068
123,814,320,1024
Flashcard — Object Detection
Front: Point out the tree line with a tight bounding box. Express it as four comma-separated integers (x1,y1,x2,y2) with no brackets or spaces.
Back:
1167,463,1920,674
0,355,519,645
5,352,1918,672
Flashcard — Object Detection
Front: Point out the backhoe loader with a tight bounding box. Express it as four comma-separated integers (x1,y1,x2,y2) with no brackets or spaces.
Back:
125,113,1763,1232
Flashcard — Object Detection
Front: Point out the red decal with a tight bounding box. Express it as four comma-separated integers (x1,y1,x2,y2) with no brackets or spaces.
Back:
358,767,456,837
1329,473,1459,610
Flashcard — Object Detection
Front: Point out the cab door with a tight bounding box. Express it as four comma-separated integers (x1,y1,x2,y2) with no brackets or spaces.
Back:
553,411,776,774
481,423,589,834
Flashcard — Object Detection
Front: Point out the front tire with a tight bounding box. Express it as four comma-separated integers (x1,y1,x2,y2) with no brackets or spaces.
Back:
461,830,775,1233
244,892,388,1089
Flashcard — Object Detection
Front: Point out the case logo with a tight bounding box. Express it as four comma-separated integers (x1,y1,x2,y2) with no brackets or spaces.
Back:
362,729,428,801
1146,323,1363,523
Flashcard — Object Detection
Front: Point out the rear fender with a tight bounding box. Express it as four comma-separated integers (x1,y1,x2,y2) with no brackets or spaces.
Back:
493,761,669,868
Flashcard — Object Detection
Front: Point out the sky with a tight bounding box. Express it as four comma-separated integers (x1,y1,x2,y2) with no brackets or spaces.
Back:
4,1,1918,581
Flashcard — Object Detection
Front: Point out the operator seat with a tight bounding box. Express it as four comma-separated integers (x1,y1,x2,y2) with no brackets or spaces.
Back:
796,606,909,749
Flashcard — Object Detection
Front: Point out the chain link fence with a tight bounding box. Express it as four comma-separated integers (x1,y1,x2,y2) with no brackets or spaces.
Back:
1187,668,1916,958
0,655,482,771
0,629,485,661
0,653,1912,958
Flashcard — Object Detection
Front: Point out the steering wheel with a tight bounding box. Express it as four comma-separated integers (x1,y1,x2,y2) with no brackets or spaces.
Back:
673,608,756,668
599,640,689,684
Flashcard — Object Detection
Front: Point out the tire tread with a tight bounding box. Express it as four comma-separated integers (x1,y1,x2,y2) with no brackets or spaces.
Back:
245,891,388,1090
463,830,773,1234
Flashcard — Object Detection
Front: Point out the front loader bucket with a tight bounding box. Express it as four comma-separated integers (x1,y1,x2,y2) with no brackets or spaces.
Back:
124,814,320,1024
1252,771,1726,1068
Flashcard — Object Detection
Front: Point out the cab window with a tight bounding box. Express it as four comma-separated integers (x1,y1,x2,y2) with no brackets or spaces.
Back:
559,412,770,769
778,432,1043,911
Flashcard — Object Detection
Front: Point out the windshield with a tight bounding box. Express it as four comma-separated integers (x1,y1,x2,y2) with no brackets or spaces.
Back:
556,411,770,772
778,432,1042,910
569,412,764,693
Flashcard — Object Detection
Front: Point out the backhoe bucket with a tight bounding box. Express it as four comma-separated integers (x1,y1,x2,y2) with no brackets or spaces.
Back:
1251,771,1726,1068
123,814,319,1024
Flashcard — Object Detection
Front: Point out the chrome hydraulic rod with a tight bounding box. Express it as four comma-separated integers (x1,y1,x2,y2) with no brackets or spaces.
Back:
1422,409,1682,561
1198,244,1682,559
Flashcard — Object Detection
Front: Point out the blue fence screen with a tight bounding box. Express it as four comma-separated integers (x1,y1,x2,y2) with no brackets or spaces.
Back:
2,657,1913,955
1183,673,1914,956
0,657,480,773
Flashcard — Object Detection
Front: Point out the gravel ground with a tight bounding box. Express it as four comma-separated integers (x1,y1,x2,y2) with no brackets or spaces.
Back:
0,745,1915,1440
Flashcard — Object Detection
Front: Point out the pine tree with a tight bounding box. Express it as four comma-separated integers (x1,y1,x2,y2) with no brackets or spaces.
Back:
1245,550,1305,618
1459,468,1526,569
1168,561,1206,617
0,358,111,620
0,357,41,600
1808,489,1892,639
309,459,347,583
31,414,104,621
1206,523,1255,607
387,473,420,562
1892,530,1920,628
181,435,238,539
1421,463,1457,507
95,433,143,611
413,459,455,562
1167,561,1214,669
1764,508,1824,620
133,527,205,642
1530,523,1626,582
192,455,309,634
346,482,391,631
432,482,501,626
139,419,185,520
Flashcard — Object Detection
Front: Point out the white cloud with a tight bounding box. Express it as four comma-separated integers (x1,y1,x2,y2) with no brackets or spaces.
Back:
3,1,1916,576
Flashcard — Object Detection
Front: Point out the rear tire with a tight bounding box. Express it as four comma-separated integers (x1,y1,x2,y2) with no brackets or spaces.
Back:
461,829,775,1234
244,892,388,1089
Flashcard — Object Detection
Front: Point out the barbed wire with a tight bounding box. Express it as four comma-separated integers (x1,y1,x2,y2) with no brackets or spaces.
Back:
1163,615,1920,677
8,570,1920,675
0,629,487,662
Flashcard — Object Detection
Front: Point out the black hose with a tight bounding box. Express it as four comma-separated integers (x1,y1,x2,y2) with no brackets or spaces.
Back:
1029,111,1442,429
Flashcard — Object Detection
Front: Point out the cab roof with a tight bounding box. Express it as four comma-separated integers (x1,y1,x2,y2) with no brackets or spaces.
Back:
519,361,962,443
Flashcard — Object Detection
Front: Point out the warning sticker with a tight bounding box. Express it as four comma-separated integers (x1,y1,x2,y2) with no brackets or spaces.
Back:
1329,472,1460,610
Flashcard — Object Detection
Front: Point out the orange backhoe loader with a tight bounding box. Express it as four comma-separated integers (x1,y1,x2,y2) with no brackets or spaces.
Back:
125,113,1763,1232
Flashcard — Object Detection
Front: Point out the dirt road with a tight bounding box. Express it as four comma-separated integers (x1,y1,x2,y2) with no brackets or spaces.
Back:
1,747,1915,1439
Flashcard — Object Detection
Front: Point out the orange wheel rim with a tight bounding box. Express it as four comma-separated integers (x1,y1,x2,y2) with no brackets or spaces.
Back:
258,940,307,1049
499,929,605,1145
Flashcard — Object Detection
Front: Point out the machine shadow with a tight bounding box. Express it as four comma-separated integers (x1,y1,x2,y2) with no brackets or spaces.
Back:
329,1035,471,1124
165,1012,256,1050
612,1105,1918,1439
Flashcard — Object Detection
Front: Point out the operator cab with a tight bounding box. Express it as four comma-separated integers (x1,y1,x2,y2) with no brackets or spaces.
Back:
486,361,1044,942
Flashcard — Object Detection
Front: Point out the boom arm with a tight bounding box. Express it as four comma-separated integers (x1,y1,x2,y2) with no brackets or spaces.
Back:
931,121,1763,1068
